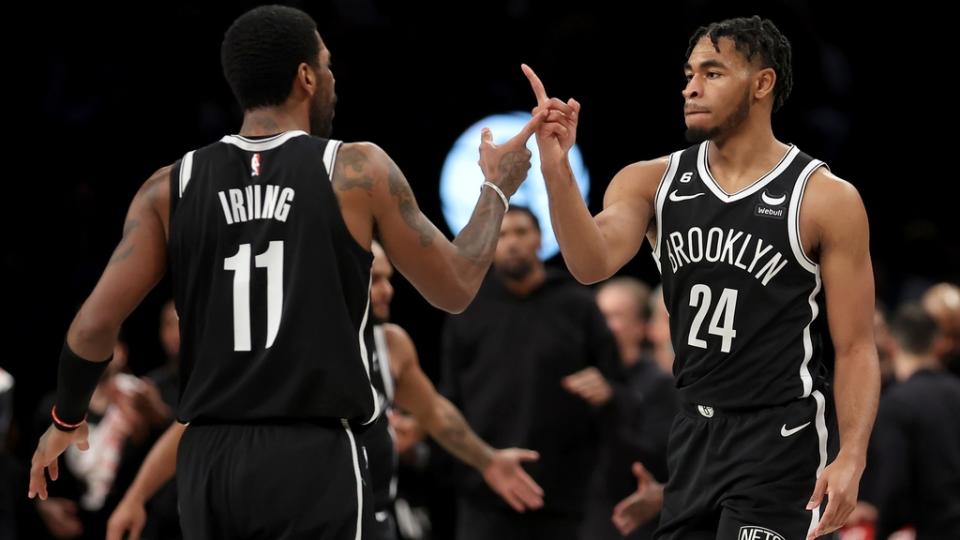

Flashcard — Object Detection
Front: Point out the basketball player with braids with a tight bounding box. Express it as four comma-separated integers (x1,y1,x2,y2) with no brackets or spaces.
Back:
525,16,879,540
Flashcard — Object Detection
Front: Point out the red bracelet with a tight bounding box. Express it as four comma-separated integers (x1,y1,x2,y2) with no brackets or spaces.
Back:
51,406,86,432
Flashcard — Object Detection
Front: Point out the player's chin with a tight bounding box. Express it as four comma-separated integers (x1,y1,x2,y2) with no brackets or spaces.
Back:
683,113,713,130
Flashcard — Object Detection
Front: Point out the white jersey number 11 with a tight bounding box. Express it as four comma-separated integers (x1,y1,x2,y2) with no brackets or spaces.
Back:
223,241,284,351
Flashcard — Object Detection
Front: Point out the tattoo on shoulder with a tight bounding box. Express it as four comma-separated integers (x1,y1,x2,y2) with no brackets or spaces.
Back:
387,159,434,247
332,146,376,193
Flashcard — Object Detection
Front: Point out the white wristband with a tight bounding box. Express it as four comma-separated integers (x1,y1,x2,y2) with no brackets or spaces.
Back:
482,181,509,212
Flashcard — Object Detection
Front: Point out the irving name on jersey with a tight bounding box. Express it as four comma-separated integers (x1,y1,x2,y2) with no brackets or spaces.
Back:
217,185,295,225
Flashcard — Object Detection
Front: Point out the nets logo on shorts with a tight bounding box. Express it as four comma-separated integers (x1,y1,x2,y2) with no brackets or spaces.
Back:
738,526,784,540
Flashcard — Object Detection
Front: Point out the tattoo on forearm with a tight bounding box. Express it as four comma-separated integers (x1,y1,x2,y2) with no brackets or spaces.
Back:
387,159,434,247
454,193,501,264
332,147,376,192
436,403,489,469
108,219,140,265
496,150,532,195
447,148,529,265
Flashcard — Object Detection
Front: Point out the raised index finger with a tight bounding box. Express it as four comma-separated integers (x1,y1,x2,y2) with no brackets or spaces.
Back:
521,64,548,106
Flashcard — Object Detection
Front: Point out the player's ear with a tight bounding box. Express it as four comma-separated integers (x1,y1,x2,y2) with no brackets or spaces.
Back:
754,67,776,102
295,63,316,96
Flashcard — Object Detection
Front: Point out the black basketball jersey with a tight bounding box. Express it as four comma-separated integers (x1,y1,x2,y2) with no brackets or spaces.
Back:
368,323,395,412
360,320,398,511
653,142,829,409
168,130,379,424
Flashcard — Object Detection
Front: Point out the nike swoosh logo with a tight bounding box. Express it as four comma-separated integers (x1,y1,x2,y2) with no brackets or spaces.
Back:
780,422,811,437
761,191,787,206
669,190,705,202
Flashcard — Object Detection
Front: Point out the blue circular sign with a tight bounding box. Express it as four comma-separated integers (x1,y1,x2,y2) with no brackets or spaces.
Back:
440,112,591,260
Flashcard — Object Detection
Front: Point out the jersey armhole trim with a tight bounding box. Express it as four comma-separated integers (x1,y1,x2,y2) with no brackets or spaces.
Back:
323,139,343,180
178,150,196,197
787,160,826,274
652,151,683,261
320,139,373,259
168,160,182,221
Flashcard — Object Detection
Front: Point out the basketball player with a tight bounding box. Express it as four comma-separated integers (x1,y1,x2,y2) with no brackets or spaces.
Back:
104,242,544,540
28,5,543,540
523,16,879,540
361,241,545,539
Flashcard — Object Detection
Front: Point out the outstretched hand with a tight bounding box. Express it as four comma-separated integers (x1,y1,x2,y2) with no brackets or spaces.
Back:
481,448,544,512
612,462,664,535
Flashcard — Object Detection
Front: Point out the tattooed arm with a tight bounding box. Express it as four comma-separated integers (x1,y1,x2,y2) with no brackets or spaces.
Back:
389,321,493,468
386,324,544,511
25,167,172,501
332,114,543,313
66,166,171,361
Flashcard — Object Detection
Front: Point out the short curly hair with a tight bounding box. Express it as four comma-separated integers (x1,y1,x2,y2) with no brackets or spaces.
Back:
221,5,321,110
687,16,793,112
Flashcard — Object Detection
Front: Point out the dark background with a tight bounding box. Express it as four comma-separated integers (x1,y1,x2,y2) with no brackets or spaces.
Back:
3,0,953,461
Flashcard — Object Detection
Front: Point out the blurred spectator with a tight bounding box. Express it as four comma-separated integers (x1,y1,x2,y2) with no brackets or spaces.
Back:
1,368,16,540
646,286,674,375
861,304,960,538
874,304,898,391
922,282,960,376
109,300,181,540
0,369,11,444
32,338,171,540
441,206,622,540
581,278,677,540
148,299,180,413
